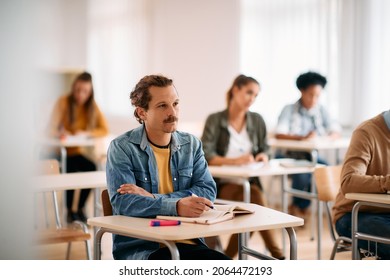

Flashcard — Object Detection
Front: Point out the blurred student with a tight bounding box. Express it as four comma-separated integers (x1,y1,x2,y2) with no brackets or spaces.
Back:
333,110,390,259
106,75,230,260
49,71,109,223
274,71,341,217
201,74,284,260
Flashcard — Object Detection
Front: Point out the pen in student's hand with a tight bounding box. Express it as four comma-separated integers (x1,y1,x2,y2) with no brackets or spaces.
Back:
150,220,181,227
187,190,214,209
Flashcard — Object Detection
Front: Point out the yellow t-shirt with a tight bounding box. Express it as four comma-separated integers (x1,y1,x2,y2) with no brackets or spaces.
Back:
150,143,195,245
150,144,173,194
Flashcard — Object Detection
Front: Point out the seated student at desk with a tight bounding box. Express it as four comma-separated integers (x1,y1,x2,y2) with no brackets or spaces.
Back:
201,74,284,260
106,75,231,260
274,71,341,218
333,110,390,260
48,71,109,223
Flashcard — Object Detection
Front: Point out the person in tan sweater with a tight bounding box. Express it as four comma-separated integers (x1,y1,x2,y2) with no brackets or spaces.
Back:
333,110,390,259
49,72,109,223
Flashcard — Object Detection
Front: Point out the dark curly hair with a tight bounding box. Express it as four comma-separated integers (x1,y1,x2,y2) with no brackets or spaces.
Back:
130,75,173,123
296,71,327,91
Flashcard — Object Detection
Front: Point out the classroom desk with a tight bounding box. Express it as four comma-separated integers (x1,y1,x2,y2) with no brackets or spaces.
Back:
208,159,315,257
33,171,106,227
268,137,350,259
268,137,351,156
87,202,303,260
39,136,98,173
345,193,390,260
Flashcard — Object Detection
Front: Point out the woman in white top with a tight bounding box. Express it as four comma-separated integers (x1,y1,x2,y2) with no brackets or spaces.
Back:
201,74,284,260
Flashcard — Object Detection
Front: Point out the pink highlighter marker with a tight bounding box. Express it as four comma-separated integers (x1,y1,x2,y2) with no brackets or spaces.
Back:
150,220,181,227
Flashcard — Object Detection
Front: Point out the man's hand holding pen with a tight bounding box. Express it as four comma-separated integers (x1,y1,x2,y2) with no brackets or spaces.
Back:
177,191,214,217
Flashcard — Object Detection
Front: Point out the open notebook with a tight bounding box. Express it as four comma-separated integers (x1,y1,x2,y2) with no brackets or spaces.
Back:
156,204,254,225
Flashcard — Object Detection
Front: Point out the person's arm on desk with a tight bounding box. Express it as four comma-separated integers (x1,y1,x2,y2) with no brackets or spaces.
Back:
208,154,255,166
117,183,212,217
275,131,317,141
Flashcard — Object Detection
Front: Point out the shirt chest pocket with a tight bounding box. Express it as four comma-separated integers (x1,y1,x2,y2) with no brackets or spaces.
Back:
133,171,152,192
177,168,193,189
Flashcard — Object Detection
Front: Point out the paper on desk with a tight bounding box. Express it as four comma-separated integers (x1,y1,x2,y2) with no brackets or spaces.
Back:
221,162,265,169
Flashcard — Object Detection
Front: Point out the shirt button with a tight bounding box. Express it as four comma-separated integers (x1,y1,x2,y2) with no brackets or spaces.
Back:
174,178,177,181
190,173,192,176
145,178,148,181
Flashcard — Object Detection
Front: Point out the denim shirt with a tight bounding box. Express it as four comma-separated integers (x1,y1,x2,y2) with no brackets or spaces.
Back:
106,124,216,259
275,99,341,136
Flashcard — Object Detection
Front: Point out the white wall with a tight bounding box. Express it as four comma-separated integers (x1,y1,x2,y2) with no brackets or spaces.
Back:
339,0,390,127
86,0,241,136
150,0,241,125
0,0,47,259
34,0,88,134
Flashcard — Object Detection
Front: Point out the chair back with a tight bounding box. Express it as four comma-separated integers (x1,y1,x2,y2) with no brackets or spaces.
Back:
314,165,343,244
314,165,342,202
34,160,92,259
101,189,113,216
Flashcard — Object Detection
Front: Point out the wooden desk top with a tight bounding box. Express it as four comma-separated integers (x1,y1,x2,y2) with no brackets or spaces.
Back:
208,159,316,178
88,203,303,240
33,171,106,192
268,137,350,151
345,193,390,205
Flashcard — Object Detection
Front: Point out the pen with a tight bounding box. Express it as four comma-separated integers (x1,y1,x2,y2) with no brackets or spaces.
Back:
187,191,214,209
150,220,181,227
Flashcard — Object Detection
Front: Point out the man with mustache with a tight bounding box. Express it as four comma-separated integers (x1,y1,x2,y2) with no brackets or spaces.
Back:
105,75,231,260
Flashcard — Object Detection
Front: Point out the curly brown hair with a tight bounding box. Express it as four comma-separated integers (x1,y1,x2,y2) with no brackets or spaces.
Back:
130,75,173,123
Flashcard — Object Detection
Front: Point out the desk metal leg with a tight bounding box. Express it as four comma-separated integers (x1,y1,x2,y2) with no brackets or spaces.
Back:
93,228,181,260
242,180,251,203
241,180,251,260
60,147,67,173
281,174,289,254
310,150,318,242
310,149,322,260
351,201,361,260
164,241,180,260
93,188,101,239
351,201,390,260
60,146,67,225
239,227,298,260
94,228,104,260
285,227,298,260
317,200,322,260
